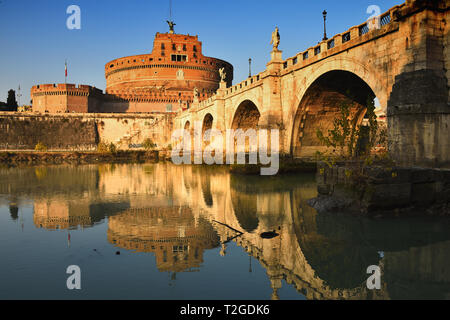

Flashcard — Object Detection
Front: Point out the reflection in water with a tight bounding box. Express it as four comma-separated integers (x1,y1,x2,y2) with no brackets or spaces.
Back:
0,163,449,300
107,207,219,273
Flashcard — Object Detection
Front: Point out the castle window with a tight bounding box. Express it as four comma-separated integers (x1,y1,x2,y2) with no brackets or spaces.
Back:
193,45,197,52
161,52,165,56
172,44,176,50
172,54,187,62
183,44,187,51
193,53,197,58
161,43,165,50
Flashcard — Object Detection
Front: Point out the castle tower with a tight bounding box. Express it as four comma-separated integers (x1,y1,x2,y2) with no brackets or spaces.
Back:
103,27,234,113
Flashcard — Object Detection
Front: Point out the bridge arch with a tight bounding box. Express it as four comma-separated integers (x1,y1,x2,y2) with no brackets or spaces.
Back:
201,113,214,140
292,57,385,109
231,100,261,130
290,69,378,158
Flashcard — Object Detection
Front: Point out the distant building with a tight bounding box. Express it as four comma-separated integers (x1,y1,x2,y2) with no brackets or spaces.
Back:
31,28,233,114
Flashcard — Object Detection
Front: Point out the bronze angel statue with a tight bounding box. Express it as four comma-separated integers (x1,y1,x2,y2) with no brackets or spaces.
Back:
167,20,176,34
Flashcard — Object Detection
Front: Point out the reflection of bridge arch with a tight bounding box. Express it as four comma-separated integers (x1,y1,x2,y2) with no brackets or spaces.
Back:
290,69,377,158
231,100,261,130
230,189,259,233
218,177,386,299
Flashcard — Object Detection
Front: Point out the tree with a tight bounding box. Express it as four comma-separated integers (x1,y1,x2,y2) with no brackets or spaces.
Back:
6,89,18,111
316,96,385,160
315,96,391,185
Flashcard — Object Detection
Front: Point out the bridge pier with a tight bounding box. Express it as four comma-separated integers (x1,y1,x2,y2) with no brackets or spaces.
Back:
388,70,450,168
388,0,450,168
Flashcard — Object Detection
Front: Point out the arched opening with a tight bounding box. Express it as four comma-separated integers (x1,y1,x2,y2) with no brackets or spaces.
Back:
202,113,214,148
231,100,261,130
202,114,214,143
184,121,191,131
291,70,380,158
230,100,261,156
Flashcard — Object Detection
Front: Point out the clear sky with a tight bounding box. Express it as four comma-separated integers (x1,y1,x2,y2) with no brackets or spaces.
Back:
0,0,402,104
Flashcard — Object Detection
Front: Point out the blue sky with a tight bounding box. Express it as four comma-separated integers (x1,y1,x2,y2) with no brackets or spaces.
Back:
0,0,401,104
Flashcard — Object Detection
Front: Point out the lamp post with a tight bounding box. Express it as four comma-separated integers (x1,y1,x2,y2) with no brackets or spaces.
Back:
17,85,22,108
323,10,328,41
248,58,252,78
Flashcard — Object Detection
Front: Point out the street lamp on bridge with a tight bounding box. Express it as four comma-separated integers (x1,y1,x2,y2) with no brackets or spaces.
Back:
323,10,328,41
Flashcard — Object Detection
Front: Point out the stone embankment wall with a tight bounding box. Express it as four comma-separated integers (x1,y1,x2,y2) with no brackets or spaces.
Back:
0,113,174,151
312,163,450,215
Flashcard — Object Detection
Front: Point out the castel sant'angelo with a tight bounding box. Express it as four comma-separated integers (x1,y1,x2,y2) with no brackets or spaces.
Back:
30,22,233,114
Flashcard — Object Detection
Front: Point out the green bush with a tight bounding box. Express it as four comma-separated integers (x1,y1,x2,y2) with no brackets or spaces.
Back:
143,138,156,150
35,142,48,152
97,142,117,153
97,142,109,153
108,143,117,154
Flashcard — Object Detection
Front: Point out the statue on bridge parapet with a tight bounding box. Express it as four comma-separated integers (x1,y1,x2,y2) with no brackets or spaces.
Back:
270,27,280,51
219,67,227,82
193,87,200,103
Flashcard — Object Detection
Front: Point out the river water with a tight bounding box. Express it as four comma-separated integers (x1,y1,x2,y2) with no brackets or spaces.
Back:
0,163,449,300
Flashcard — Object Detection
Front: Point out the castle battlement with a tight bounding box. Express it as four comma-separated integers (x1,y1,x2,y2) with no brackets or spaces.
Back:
31,83,103,93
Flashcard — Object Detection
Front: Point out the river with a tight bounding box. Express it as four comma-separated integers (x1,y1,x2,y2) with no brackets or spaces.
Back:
0,163,449,300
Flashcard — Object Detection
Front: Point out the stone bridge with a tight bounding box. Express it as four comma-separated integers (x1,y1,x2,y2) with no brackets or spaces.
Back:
174,0,450,167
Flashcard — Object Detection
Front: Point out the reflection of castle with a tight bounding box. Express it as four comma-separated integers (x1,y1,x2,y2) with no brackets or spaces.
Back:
14,162,450,299
107,207,220,273
33,199,91,230
31,26,233,114
33,198,130,230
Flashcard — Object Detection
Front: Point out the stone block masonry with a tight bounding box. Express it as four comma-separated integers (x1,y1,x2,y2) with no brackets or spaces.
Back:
311,163,450,216
0,112,174,151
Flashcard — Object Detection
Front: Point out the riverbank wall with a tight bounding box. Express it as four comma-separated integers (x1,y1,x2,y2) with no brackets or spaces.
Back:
0,151,159,166
0,112,174,151
309,163,450,216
